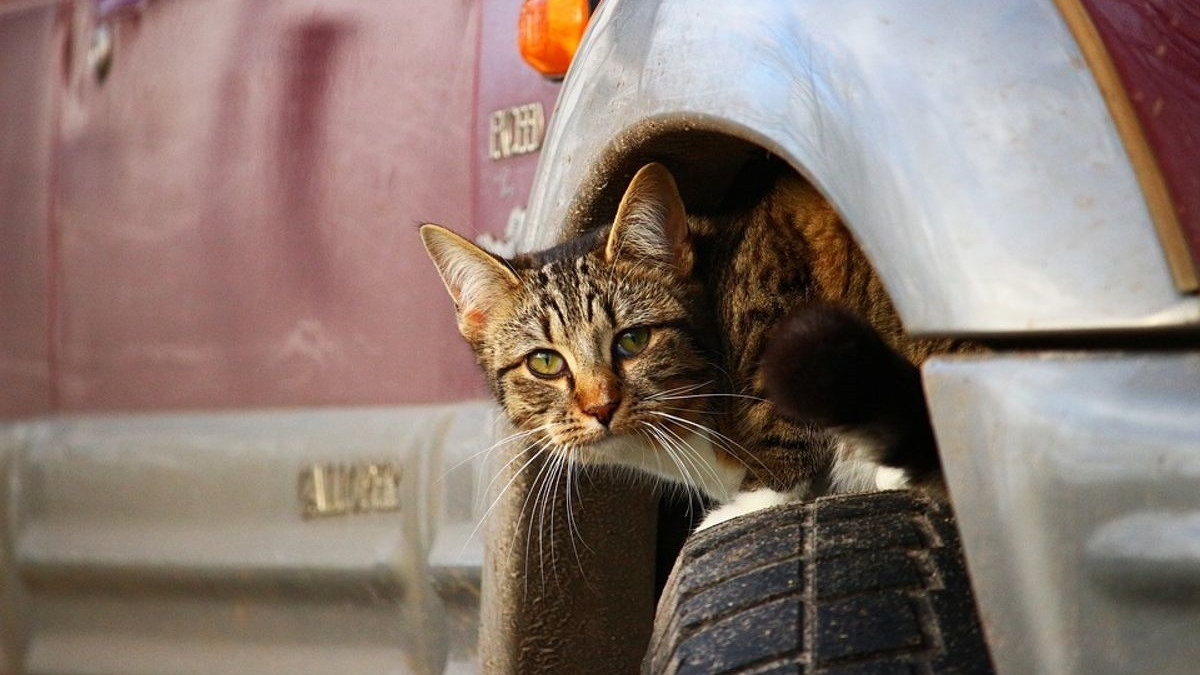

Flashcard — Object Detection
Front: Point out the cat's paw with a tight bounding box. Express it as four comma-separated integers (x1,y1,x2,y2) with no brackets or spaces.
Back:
697,488,798,530
764,303,943,487
874,465,909,491
764,303,905,429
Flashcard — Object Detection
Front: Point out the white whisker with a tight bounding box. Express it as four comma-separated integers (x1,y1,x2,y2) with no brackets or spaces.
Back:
646,380,714,401
649,409,778,482
465,432,557,560
641,421,702,498
654,392,769,404
650,410,749,455
641,428,696,517
442,423,547,483
468,424,555,510
564,450,594,578
547,450,571,592
477,427,555,511
520,440,561,596
653,419,728,499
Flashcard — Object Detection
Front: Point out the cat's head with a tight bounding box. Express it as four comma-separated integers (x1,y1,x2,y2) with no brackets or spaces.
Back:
420,164,719,463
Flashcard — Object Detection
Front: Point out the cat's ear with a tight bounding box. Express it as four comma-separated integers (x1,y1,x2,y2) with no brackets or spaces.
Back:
420,224,520,337
606,163,693,275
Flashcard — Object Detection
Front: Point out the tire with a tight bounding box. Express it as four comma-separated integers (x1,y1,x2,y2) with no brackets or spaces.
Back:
644,491,995,675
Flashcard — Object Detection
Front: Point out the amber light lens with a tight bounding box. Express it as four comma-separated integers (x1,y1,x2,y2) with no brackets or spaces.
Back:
518,0,590,79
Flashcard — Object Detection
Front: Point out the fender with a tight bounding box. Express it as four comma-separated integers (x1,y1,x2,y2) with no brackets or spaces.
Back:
519,0,1199,336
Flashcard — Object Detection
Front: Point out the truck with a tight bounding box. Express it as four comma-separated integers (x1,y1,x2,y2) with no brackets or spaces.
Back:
3,0,1198,674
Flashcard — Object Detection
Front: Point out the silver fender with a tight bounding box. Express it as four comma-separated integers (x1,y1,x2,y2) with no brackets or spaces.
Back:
519,0,1198,336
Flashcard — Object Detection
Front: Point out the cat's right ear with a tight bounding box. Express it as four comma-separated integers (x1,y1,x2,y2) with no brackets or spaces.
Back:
420,224,520,338
606,163,693,276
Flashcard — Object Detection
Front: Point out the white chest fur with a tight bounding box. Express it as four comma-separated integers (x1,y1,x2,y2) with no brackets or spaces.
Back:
587,431,746,503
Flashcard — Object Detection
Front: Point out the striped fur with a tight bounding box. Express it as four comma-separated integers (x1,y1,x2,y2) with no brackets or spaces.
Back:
421,163,951,504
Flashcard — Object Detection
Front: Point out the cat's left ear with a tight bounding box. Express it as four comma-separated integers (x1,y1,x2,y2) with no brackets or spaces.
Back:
606,163,693,276
420,224,521,338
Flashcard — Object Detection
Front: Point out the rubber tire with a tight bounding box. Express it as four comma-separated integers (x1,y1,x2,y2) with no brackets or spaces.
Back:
644,491,995,675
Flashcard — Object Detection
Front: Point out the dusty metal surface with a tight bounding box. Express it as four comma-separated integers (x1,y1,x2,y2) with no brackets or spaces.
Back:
1,403,495,674
928,354,1200,675
522,0,1199,336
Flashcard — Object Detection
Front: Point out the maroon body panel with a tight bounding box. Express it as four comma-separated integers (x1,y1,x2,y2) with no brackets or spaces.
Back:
0,3,59,417
1082,0,1200,272
1,0,522,416
12,0,1191,417
1,0,565,417
473,0,562,242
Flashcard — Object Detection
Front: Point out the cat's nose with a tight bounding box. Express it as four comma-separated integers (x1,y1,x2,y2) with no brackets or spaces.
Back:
583,398,621,427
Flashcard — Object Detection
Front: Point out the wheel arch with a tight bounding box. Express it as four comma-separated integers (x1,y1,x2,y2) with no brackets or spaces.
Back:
519,0,1198,336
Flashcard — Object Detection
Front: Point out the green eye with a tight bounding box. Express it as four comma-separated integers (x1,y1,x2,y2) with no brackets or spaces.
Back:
615,327,650,358
526,350,566,378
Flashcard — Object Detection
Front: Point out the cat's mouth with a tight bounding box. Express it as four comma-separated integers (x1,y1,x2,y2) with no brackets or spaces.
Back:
552,423,634,458
570,425,617,446
566,431,641,465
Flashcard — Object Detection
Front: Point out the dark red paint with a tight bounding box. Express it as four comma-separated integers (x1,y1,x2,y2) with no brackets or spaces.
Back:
473,0,562,242
1,0,528,415
1082,0,1200,271
1,0,565,417
0,4,58,416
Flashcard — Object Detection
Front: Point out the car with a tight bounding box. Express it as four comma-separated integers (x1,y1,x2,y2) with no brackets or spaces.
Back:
4,1,1197,674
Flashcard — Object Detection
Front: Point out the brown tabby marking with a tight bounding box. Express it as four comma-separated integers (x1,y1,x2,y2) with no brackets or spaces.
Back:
421,163,945,500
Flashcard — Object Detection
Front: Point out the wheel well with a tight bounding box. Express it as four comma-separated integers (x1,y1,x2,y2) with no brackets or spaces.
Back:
565,126,792,234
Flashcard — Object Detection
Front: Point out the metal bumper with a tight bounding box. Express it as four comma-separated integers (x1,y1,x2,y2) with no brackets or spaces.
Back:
0,403,495,675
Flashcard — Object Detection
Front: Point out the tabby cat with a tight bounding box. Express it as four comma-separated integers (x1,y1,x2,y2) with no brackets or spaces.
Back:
420,162,946,528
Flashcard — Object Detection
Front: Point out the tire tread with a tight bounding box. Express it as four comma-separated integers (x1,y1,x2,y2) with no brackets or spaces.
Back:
644,491,994,675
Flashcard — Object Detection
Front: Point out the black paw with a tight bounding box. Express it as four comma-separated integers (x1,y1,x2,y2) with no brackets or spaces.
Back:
764,304,912,427
764,303,941,485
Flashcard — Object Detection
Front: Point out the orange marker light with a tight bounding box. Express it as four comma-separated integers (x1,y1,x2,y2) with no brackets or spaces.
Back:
518,0,590,79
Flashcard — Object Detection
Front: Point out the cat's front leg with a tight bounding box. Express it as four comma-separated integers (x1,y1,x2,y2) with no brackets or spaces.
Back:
827,451,910,493
696,487,802,530
873,465,909,490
